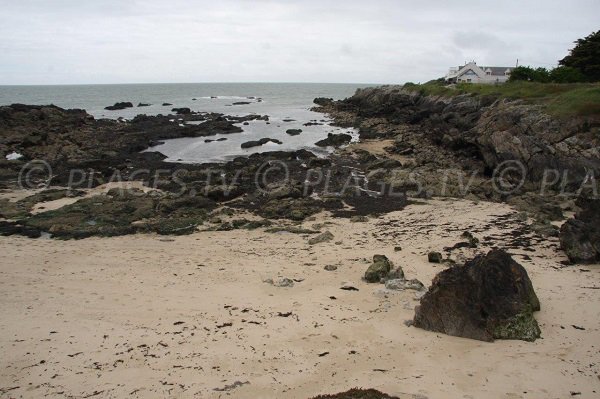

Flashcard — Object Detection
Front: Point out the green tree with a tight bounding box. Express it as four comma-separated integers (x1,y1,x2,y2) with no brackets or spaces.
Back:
549,66,585,83
559,30,600,81
509,66,550,82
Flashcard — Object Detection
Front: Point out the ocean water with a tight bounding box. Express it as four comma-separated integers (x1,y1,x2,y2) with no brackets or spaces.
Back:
0,83,369,162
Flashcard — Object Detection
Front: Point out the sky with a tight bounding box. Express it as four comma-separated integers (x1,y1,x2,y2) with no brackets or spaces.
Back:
0,0,598,85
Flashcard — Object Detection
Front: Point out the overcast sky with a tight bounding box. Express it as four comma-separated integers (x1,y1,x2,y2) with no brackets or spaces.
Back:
0,0,598,85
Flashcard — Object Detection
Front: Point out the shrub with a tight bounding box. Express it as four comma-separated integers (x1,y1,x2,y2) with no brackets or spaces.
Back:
549,66,585,83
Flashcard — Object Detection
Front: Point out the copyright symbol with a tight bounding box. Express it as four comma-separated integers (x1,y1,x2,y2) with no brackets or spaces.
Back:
492,160,526,195
18,160,53,189
254,160,290,195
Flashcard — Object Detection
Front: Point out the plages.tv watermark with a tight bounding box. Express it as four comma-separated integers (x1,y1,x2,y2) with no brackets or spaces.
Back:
16,159,599,199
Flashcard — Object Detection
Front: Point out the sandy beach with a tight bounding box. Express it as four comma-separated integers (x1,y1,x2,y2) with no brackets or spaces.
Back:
1,198,599,398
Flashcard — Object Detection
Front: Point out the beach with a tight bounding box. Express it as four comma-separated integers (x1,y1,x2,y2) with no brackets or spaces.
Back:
1,197,599,398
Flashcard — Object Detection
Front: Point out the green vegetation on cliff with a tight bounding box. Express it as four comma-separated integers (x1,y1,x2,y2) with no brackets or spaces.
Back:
403,81,600,118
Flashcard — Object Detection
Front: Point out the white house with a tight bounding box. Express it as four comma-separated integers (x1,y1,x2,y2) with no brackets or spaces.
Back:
445,62,514,84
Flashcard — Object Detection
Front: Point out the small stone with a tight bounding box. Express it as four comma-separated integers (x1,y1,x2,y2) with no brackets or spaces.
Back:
387,266,405,280
428,252,443,263
394,246,402,252
324,265,338,271
264,277,294,288
350,216,369,223
364,255,393,283
308,231,334,245
385,278,424,291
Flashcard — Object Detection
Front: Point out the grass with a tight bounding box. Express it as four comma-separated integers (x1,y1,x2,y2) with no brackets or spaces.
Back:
403,81,600,118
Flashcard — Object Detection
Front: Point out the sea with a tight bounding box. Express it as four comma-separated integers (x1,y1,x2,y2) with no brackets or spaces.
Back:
0,83,370,163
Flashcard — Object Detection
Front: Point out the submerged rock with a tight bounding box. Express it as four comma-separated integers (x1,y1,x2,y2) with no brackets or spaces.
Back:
413,249,541,342
286,129,303,136
241,138,282,149
364,255,394,283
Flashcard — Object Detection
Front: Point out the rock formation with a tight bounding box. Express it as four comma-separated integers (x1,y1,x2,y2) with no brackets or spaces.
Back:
413,249,541,342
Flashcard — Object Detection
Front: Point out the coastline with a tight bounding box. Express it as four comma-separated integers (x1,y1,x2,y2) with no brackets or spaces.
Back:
1,83,599,398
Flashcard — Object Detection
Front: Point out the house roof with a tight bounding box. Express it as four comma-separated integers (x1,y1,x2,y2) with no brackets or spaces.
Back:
482,66,514,76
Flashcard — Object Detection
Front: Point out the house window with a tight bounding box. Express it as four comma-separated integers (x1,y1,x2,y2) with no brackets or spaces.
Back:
467,79,472,83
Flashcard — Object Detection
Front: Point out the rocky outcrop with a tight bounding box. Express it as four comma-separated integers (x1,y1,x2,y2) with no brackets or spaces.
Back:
286,129,302,136
560,197,600,263
105,102,133,110
314,86,600,189
315,133,352,147
413,249,541,342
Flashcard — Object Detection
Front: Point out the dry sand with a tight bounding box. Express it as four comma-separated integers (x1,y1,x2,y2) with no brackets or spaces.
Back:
1,198,599,398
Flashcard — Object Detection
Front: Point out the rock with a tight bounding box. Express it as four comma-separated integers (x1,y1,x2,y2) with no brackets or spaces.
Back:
162,102,173,106
560,197,600,264
387,266,405,280
308,231,334,245
241,138,283,149
315,133,353,147
171,107,191,115
428,252,442,263
264,182,304,200
307,158,331,168
350,215,368,223
232,102,251,105
461,231,479,247
310,389,399,399
413,249,541,342
0,221,42,238
385,278,425,291
104,102,133,110
286,129,303,136
324,265,338,271
264,277,294,288
531,221,559,237
313,98,334,106
137,103,151,107
394,246,402,252
364,255,393,283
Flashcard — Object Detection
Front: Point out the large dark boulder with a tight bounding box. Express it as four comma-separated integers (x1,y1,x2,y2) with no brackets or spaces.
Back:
413,249,541,342
560,197,600,263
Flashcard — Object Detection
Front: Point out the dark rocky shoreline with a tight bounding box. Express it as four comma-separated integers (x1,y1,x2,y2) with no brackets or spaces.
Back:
1,87,599,267
312,86,600,265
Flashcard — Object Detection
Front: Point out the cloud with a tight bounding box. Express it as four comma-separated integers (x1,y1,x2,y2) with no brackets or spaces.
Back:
0,0,598,84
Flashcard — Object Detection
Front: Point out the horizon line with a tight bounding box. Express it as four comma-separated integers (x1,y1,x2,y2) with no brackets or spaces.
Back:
0,81,398,87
